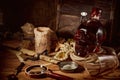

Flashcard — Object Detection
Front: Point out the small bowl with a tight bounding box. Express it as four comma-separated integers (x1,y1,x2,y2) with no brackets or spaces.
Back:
58,61,78,73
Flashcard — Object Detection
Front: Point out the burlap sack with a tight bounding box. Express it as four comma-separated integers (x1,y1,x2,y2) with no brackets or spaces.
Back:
21,23,34,38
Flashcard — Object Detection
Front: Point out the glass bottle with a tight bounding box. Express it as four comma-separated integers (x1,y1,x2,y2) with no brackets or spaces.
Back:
74,7,106,57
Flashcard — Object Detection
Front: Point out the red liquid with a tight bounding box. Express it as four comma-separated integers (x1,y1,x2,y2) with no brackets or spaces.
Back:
74,10,106,57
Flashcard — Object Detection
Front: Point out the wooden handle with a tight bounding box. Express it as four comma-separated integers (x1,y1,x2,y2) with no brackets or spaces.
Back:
47,72,73,80
16,62,25,75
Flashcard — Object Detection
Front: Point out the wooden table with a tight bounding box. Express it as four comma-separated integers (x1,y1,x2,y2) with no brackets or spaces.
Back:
0,47,93,80
1,47,120,80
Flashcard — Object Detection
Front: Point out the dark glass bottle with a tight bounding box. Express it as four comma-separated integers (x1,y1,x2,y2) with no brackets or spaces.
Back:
74,7,106,57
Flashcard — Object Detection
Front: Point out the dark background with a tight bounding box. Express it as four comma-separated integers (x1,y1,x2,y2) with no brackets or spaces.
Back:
0,0,120,46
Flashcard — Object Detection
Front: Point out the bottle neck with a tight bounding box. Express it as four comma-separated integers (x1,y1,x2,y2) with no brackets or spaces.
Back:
80,12,88,23
80,16,87,23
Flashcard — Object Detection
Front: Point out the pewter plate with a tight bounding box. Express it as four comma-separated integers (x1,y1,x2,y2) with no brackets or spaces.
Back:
58,61,78,73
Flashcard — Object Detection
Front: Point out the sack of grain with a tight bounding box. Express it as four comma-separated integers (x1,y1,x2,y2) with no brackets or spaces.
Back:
21,22,34,38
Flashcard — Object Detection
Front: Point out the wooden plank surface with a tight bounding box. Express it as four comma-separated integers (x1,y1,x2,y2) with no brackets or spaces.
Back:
0,48,92,80
0,49,20,80
1,47,120,80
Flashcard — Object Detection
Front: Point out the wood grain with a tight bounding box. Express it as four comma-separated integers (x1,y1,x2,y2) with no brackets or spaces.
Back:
0,47,120,80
